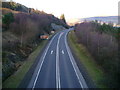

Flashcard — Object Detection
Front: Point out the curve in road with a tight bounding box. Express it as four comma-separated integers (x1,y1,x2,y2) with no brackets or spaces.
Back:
27,28,88,89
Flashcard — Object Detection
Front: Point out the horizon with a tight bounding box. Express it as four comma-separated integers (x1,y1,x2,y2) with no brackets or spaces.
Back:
3,0,119,21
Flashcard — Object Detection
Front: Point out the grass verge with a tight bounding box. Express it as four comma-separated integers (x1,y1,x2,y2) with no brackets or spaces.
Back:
68,31,106,88
3,40,47,88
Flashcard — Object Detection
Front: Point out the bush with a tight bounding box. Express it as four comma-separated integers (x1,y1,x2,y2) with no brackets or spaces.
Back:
2,12,14,29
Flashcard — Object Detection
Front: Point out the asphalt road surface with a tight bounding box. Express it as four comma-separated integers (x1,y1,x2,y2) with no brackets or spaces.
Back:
27,28,88,89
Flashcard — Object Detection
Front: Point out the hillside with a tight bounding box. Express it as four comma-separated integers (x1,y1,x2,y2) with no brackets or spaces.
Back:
67,16,118,26
2,1,30,13
2,1,68,81
80,16,118,24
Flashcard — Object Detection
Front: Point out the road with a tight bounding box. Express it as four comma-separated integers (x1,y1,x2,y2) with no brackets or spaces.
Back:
27,28,88,88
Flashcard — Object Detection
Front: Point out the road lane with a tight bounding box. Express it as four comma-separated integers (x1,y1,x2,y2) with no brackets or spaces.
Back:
28,33,60,88
59,32,82,88
27,29,88,89
64,30,88,88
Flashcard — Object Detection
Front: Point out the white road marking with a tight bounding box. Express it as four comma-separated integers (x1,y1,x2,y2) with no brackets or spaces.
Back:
62,50,64,54
51,50,53,54
32,34,58,89
56,32,63,89
64,32,88,89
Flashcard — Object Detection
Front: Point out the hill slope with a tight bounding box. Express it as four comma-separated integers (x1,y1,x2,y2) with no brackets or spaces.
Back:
81,16,118,24
2,1,69,81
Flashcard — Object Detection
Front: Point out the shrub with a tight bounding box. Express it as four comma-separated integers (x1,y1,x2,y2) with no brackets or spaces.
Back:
2,12,14,29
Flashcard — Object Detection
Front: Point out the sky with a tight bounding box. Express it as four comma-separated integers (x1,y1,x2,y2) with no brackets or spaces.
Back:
5,0,119,21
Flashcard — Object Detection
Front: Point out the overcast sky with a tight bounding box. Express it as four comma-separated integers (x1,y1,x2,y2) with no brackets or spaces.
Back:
5,0,119,20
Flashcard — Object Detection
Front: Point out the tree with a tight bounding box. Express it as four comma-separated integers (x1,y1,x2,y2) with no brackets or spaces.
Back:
60,14,66,24
9,1,17,10
2,12,14,29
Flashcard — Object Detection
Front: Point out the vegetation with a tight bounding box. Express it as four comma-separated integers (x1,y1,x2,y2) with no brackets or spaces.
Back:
68,31,106,88
2,12,14,29
2,1,68,82
3,40,47,88
74,22,119,88
60,14,66,24
2,1,29,13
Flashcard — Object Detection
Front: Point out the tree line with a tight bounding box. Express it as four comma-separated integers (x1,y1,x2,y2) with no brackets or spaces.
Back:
74,21,119,88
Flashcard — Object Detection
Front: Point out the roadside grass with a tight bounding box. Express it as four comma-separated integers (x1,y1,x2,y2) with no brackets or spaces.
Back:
3,40,47,88
68,31,106,88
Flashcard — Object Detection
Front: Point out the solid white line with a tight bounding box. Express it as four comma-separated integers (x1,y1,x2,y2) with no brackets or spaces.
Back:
56,33,63,89
62,50,64,54
64,32,84,88
51,50,53,54
32,34,58,89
